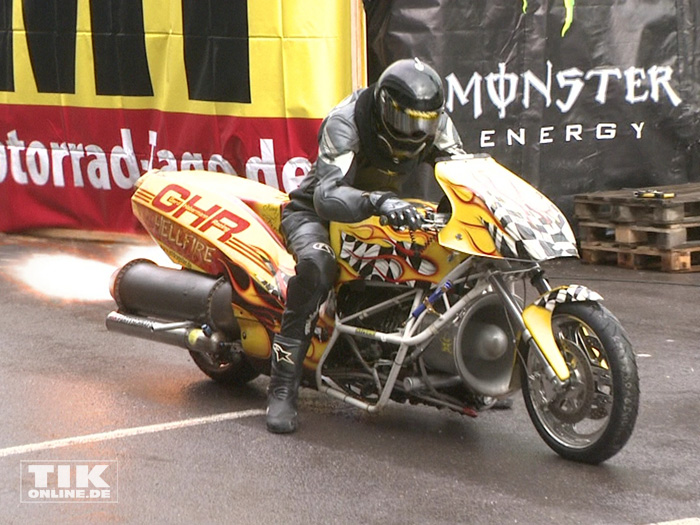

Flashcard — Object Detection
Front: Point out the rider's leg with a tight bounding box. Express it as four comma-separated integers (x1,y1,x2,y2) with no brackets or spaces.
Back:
266,335,308,434
267,219,337,434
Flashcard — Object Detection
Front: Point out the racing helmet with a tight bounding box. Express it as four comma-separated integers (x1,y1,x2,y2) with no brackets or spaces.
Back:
374,58,445,160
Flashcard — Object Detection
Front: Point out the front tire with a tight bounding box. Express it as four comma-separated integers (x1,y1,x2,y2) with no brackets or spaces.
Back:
521,302,639,464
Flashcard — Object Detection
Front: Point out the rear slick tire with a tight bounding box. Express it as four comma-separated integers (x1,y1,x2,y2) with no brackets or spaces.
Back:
521,301,639,464
189,348,259,386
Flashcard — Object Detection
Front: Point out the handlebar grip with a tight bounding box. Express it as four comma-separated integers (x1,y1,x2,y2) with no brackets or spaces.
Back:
380,214,433,230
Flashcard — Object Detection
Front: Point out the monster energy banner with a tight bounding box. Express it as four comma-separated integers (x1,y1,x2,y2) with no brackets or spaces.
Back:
365,0,700,220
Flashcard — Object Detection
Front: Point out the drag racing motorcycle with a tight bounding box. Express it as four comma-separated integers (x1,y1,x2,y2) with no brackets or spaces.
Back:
106,154,640,464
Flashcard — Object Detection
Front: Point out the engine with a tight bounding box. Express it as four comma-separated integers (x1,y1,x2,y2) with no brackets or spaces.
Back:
105,259,241,357
332,282,519,399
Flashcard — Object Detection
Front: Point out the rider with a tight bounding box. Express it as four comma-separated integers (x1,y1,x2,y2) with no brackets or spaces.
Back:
267,57,466,434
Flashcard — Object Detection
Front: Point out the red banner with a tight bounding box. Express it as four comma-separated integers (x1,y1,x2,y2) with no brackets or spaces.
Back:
0,0,360,234
0,105,321,233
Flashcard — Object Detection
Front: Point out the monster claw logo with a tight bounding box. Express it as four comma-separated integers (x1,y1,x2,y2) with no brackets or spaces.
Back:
522,0,576,37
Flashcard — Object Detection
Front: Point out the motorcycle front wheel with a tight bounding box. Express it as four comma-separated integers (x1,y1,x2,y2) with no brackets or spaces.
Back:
521,301,639,464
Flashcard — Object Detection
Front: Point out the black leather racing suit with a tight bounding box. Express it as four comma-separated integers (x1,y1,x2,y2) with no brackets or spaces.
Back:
278,85,465,343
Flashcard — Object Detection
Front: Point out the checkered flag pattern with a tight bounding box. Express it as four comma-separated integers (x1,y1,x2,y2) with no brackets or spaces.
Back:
484,221,518,258
535,285,604,312
487,198,579,260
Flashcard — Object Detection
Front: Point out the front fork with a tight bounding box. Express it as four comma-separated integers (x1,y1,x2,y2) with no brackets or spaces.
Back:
487,267,570,389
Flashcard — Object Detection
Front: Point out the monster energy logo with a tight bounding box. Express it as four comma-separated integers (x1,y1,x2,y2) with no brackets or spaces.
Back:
522,0,576,37
445,58,683,147
446,61,682,119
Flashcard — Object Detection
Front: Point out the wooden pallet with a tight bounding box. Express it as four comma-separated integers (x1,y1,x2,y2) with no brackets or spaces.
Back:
580,241,700,272
575,182,700,272
574,183,700,225
578,220,700,250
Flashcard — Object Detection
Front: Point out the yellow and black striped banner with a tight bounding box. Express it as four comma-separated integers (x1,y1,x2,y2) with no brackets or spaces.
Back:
0,0,360,233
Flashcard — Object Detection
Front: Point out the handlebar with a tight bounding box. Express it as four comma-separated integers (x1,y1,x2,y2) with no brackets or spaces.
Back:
378,210,448,232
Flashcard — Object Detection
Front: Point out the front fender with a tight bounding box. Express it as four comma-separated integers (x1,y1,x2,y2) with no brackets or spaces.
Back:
522,285,604,381
533,284,604,312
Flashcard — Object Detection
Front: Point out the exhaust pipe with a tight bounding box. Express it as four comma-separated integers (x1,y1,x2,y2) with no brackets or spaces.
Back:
109,259,237,335
105,311,228,355
402,375,463,393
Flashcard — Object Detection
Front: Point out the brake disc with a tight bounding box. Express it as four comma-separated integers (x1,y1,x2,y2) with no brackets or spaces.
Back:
547,338,595,424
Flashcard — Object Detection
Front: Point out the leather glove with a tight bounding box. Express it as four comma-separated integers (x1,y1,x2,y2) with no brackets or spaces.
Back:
369,192,422,230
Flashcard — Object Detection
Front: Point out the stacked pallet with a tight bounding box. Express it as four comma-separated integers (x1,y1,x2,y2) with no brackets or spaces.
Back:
574,183,700,272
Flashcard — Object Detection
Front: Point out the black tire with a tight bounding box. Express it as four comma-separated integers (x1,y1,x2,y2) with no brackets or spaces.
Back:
189,345,259,386
521,301,639,464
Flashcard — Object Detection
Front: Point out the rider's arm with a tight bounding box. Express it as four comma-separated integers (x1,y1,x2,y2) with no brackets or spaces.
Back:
312,113,377,223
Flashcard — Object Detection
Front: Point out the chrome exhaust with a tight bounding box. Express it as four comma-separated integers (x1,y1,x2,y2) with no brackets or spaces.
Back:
105,311,228,355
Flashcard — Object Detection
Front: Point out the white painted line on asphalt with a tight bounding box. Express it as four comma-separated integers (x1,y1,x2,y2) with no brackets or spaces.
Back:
649,518,700,525
0,409,265,458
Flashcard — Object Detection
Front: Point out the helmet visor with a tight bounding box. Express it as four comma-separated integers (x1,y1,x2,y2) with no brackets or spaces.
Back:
380,90,442,143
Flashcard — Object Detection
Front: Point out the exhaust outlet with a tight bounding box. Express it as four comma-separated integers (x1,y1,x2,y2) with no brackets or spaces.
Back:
403,375,463,393
110,259,237,335
105,311,227,355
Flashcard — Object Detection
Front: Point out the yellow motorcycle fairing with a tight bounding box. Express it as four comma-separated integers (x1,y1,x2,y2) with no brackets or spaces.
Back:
330,208,466,285
131,170,334,368
435,156,579,261
132,170,296,331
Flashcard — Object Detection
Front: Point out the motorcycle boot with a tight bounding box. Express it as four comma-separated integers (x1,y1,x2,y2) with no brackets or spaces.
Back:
266,335,308,434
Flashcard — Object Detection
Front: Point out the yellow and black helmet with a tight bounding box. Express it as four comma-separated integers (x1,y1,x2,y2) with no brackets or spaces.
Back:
374,58,445,160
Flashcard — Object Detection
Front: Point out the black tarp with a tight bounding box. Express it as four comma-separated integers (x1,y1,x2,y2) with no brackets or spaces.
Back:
365,0,700,221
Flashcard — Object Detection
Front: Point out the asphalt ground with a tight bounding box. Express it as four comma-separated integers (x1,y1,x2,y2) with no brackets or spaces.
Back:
0,232,698,525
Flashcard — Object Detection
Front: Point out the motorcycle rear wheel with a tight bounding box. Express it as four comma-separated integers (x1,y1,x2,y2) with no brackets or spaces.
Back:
189,344,259,386
521,301,639,464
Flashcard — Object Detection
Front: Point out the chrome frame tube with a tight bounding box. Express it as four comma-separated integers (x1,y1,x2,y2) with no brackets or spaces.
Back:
315,258,566,412
316,272,492,413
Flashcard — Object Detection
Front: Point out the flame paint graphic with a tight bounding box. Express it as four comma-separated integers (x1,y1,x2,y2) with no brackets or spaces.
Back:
445,185,507,257
522,0,575,37
224,260,285,331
